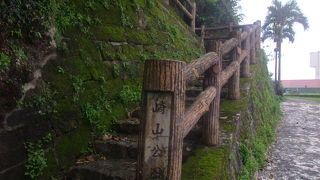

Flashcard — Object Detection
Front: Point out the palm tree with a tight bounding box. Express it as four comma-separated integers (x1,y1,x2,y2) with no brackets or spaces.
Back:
262,0,309,82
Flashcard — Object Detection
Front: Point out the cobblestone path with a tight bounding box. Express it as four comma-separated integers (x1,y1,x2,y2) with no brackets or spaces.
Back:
257,98,320,180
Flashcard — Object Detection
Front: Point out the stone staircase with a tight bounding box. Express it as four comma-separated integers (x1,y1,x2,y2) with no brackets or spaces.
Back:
66,118,140,179
66,84,204,180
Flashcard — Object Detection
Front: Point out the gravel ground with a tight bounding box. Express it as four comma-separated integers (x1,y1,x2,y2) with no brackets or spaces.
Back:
257,98,320,180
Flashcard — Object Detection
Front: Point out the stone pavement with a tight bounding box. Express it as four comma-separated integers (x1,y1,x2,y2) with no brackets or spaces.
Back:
257,98,320,180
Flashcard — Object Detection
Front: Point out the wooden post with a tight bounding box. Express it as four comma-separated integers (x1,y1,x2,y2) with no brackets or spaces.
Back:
241,27,251,78
137,59,186,180
250,27,256,64
228,31,241,100
173,0,193,20
202,41,222,145
229,22,234,32
255,21,261,53
200,25,205,45
191,2,196,32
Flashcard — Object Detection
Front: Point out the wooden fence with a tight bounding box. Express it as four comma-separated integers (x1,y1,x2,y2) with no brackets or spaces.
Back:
165,0,196,32
136,21,261,180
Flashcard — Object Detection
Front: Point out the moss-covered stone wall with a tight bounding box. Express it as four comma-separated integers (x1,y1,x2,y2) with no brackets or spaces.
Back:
0,0,204,179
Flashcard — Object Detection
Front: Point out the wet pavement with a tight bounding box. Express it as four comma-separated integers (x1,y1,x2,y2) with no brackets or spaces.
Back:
257,98,320,180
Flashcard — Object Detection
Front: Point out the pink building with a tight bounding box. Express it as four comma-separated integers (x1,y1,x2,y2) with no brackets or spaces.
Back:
281,79,320,93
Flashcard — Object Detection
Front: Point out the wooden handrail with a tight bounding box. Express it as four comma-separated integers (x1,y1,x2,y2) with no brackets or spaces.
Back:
171,0,196,32
222,38,238,55
138,21,261,180
195,23,258,31
182,86,217,137
183,52,219,83
204,35,230,40
221,59,239,86
221,50,249,86
186,0,193,7
240,50,249,63
241,31,249,41
174,0,193,19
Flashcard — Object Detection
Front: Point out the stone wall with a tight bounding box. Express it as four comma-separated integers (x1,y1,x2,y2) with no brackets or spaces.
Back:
0,1,204,179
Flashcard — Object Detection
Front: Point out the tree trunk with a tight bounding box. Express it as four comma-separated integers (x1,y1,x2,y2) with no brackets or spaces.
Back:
278,42,282,82
274,49,278,82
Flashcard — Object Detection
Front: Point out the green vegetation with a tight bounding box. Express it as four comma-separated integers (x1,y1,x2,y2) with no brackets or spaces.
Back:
239,51,281,179
196,0,242,26
12,45,27,61
0,0,104,40
182,50,280,180
262,0,309,83
25,133,52,180
71,75,85,102
182,147,229,180
82,99,114,136
38,0,203,136
1,0,246,179
120,84,142,107
23,87,58,116
290,97,320,103
285,92,320,96
16,1,205,178
0,53,11,70
0,0,51,39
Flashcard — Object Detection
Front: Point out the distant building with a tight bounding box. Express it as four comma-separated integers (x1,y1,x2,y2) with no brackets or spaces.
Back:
282,79,320,93
310,51,320,79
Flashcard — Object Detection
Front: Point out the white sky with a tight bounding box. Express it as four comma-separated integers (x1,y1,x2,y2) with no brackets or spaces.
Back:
240,0,320,80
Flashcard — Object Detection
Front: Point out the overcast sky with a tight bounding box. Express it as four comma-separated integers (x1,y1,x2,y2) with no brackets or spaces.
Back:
240,0,320,80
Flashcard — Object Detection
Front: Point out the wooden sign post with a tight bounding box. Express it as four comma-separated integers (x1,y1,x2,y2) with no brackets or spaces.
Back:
137,59,186,180
143,92,171,179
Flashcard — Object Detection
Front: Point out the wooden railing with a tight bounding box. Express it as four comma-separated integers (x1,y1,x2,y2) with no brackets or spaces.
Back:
165,0,196,32
137,21,261,180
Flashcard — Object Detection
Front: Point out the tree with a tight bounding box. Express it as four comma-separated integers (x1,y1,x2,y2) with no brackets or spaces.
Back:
196,0,242,27
262,0,309,83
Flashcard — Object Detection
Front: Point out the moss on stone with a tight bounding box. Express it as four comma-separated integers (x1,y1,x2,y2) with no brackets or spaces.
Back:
126,29,154,45
55,124,91,166
238,52,281,179
182,147,229,180
40,151,60,180
111,103,126,121
121,44,145,60
91,25,126,41
93,5,122,26
222,122,236,132
36,0,205,178
220,99,246,116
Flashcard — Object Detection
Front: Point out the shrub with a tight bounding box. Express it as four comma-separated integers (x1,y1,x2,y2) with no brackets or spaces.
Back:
25,133,52,179
196,0,242,27
119,84,142,106
0,53,11,70
273,81,284,96
0,0,52,39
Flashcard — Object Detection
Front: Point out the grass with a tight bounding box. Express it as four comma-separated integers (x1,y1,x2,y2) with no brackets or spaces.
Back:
289,97,320,103
238,51,281,179
182,147,229,180
285,92,320,96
